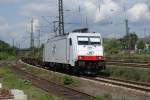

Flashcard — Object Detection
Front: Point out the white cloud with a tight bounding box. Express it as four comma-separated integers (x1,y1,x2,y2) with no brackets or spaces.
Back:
95,0,120,22
0,24,9,32
0,16,9,32
127,3,150,21
20,3,55,16
63,0,120,23
83,1,97,20
33,18,40,32
76,0,120,23
0,16,5,23
0,16,24,41
0,0,20,4
0,16,12,43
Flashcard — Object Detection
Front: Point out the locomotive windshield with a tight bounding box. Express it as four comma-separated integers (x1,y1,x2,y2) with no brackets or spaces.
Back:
78,36,101,45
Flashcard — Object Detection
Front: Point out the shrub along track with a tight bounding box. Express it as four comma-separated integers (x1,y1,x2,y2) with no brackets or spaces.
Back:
10,63,93,100
21,58,150,95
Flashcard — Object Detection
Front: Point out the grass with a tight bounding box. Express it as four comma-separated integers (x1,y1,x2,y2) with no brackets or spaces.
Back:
0,65,59,100
92,93,129,100
104,66,150,83
0,52,16,60
19,63,80,86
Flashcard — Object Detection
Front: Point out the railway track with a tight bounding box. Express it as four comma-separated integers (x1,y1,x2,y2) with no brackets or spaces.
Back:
21,58,150,94
11,63,93,100
107,59,150,63
91,77,150,93
106,60,150,68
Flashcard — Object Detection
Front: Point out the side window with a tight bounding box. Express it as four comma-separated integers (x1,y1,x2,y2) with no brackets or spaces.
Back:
69,38,72,46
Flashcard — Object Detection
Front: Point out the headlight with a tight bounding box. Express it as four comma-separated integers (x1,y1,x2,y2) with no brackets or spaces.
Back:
97,56,104,60
78,56,83,60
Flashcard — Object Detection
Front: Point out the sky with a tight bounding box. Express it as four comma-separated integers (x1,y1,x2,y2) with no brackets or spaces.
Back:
0,0,150,48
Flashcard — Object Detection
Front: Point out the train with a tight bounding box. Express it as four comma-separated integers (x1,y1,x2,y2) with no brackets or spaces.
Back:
43,31,105,74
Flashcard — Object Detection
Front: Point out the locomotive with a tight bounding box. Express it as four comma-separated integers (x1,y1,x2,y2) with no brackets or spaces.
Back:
43,31,105,74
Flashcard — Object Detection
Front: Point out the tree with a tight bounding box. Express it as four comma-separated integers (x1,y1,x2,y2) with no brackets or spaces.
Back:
104,39,121,54
120,32,138,50
0,40,10,49
0,40,16,60
137,40,145,50
147,41,150,52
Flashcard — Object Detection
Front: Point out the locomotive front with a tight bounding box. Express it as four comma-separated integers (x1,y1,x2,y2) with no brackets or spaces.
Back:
72,33,105,74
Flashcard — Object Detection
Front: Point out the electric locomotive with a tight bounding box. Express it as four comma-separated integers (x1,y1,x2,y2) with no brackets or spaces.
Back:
43,31,105,74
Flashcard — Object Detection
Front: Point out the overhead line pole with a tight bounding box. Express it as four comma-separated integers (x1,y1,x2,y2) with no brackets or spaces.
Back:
12,38,15,48
125,19,130,50
125,19,129,36
58,0,65,35
37,29,41,48
123,5,130,51
85,16,89,28
31,18,34,49
97,0,102,13
53,21,59,35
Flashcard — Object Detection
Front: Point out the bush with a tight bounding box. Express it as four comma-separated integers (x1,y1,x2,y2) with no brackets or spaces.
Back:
23,80,32,86
92,95,103,100
63,76,74,85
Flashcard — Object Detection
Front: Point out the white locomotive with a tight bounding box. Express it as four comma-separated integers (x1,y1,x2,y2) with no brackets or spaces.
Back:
43,32,105,74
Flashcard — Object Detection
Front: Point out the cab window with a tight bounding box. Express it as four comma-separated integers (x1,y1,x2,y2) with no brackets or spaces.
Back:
78,36,101,45
90,37,101,45
78,37,89,45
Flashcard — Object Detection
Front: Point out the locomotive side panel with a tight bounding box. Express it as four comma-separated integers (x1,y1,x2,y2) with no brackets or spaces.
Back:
54,38,68,64
43,41,53,62
43,38,68,64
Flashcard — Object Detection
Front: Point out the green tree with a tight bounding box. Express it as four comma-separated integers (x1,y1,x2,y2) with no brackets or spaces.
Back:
120,32,138,50
147,40,150,52
0,40,16,60
0,40,10,49
137,40,145,50
104,39,121,54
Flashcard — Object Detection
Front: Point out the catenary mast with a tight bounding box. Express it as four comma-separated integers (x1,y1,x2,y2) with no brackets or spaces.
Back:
58,0,65,35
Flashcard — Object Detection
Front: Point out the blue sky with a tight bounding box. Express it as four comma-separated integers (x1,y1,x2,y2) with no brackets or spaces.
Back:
0,0,150,48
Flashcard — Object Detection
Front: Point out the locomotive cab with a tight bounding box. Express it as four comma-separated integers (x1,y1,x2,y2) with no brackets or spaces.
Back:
68,33,105,74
